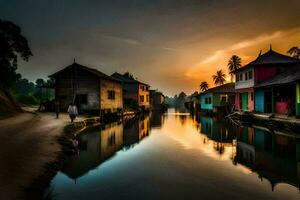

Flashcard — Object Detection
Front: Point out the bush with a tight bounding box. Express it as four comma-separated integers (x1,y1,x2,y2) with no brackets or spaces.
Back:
16,94,39,105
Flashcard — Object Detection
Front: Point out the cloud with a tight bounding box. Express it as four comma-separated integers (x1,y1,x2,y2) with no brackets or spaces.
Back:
162,47,181,52
98,33,142,45
200,30,284,65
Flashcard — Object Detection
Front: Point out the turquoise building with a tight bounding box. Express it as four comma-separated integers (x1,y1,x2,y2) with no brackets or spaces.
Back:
199,83,235,112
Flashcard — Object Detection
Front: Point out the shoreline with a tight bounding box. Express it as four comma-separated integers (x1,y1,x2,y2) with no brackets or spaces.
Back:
24,112,138,200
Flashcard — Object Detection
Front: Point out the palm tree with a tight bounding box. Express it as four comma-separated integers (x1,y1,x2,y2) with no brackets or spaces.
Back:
287,47,300,58
227,55,242,82
200,81,209,92
212,70,226,86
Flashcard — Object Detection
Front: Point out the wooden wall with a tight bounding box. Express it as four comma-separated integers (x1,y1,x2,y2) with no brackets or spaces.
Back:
55,69,99,111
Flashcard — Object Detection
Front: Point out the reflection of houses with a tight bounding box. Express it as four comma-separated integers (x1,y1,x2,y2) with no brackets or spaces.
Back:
49,62,123,114
234,48,300,112
150,111,164,129
62,122,123,179
200,116,236,143
123,115,150,149
150,90,166,111
200,116,236,155
236,126,300,190
199,83,235,113
111,72,150,110
139,115,150,140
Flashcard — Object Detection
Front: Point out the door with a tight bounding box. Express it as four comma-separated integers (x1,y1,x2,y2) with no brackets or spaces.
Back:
241,93,248,111
264,91,273,113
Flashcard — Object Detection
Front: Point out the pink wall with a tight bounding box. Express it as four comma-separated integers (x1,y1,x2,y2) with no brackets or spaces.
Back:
235,88,254,110
275,102,288,114
254,66,278,84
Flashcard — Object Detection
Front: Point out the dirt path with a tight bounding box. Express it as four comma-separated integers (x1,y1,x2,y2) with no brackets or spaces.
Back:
0,111,84,200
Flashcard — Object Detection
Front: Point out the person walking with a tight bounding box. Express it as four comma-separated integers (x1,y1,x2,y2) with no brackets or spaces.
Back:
67,103,78,123
54,100,60,118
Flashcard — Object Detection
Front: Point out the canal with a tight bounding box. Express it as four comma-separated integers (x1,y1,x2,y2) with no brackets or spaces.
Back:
47,108,300,200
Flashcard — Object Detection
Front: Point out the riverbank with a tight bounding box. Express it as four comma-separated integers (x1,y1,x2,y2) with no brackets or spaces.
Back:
0,110,106,200
227,111,300,134
0,107,140,199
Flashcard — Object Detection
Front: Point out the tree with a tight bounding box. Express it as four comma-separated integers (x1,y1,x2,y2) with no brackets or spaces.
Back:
287,47,300,58
212,70,226,86
228,55,241,82
200,81,209,92
35,78,46,88
0,19,33,89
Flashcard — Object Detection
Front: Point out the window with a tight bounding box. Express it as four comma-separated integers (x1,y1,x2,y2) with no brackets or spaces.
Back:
146,86,149,91
205,97,211,104
240,73,243,81
108,90,115,100
248,70,253,79
140,85,145,91
140,95,144,102
146,95,149,102
236,74,239,82
251,92,254,101
220,94,228,103
245,72,248,80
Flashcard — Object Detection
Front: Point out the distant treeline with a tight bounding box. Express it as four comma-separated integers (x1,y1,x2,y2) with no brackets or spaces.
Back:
11,77,54,105
165,92,187,108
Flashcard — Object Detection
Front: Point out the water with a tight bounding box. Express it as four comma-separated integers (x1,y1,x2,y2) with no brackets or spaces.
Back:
48,108,300,200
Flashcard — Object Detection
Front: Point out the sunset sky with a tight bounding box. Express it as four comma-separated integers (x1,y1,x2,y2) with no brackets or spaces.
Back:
1,0,300,96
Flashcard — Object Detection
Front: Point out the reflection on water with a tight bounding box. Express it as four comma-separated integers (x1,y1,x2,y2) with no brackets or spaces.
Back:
48,109,300,200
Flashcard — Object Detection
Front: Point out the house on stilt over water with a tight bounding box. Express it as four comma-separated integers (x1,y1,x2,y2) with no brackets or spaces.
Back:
49,61,123,116
233,47,300,114
199,83,235,114
111,72,150,111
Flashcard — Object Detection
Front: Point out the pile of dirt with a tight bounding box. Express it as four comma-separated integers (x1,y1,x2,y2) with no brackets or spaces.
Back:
0,88,22,117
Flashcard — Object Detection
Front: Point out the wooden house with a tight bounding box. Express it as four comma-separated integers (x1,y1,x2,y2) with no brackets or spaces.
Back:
255,65,300,116
150,90,166,111
234,48,300,111
199,83,235,113
49,62,123,115
111,72,150,111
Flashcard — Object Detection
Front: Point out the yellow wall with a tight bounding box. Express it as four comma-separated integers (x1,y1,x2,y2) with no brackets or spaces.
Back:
138,83,150,108
100,79,123,111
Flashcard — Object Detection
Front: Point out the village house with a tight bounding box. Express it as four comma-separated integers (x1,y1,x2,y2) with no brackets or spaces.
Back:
111,72,150,111
186,92,200,113
49,62,123,116
254,65,300,117
150,90,166,111
199,83,235,113
234,48,300,112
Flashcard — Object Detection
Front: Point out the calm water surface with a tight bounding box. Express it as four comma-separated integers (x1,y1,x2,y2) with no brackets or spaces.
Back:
48,108,300,200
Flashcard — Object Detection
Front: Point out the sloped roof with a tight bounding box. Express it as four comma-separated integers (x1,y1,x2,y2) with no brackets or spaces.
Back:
255,65,300,88
111,72,149,86
201,83,235,95
234,49,300,73
49,62,121,82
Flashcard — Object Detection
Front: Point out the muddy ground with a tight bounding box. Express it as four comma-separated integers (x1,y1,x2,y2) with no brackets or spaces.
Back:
0,112,84,200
